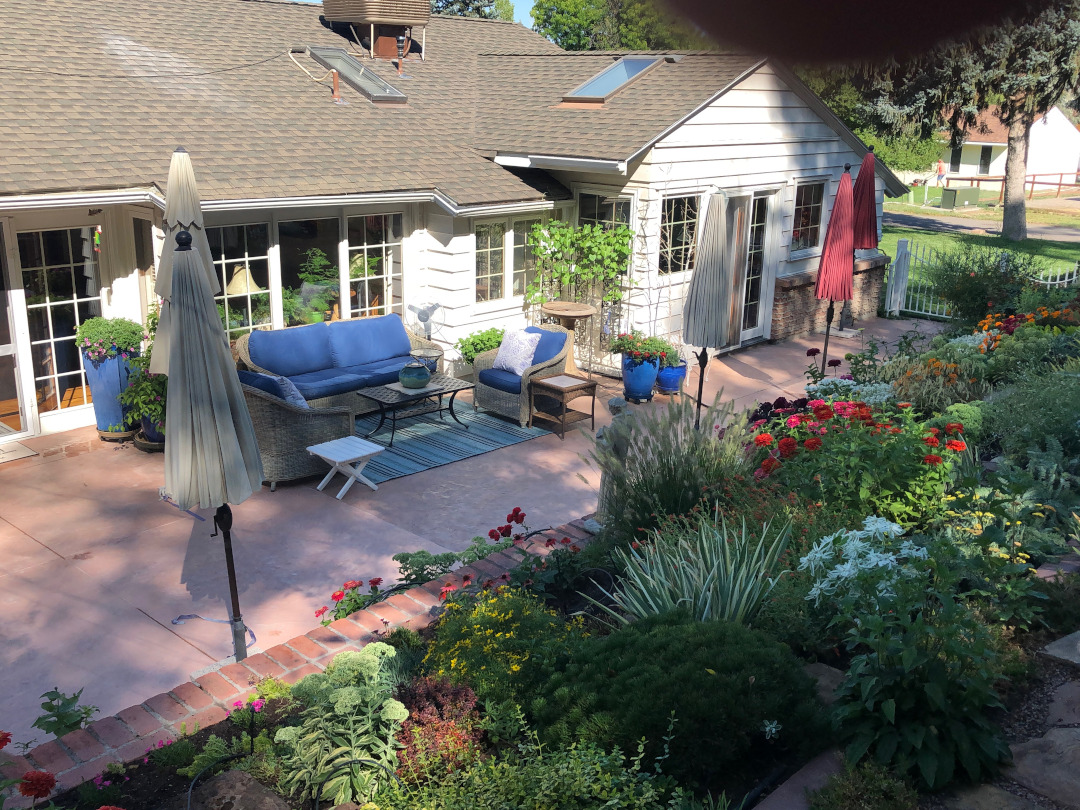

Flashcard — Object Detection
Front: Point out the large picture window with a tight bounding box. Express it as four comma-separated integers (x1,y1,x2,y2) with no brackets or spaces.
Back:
18,227,102,413
659,195,699,275
791,181,825,253
348,214,403,318
206,223,271,340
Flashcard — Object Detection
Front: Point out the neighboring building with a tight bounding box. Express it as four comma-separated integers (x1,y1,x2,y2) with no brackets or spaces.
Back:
0,0,904,441
941,106,1080,180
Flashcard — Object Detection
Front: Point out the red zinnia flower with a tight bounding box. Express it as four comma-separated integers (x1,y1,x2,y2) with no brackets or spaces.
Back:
754,433,774,447
0,731,10,751
898,402,912,409
927,427,940,436
315,605,329,618
368,577,383,588
19,771,56,799
923,436,940,447
342,580,360,590
827,359,842,368
945,422,964,435
923,454,943,466
761,457,781,473
803,437,823,450
778,437,798,458
946,439,967,452
331,590,345,602
806,348,821,357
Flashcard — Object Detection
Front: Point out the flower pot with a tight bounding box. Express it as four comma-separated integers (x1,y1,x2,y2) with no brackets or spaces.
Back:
656,360,688,394
399,360,432,389
141,416,165,444
621,354,659,402
83,352,136,433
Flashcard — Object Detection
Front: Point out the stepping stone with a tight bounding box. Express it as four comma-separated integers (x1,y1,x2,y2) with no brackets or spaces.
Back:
158,770,289,810
1008,727,1080,809
1047,681,1080,726
755,749,843,810
1044,631,1080,667
942,784,1043,810
804,662,844,706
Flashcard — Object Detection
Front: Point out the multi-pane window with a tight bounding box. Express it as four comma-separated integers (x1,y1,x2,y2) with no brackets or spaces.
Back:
579,193,631,229
206,224,271,340
659,195,699,275
742,197,769,331
17,227,102,412
475,222,506,302
348,214,403,318
512,218,540,296
791,182,825,253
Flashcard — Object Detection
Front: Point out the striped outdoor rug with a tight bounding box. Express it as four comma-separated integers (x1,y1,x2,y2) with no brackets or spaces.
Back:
354,409,548,484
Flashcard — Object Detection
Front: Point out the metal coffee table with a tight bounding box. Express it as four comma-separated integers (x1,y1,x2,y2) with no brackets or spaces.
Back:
357,373,474,447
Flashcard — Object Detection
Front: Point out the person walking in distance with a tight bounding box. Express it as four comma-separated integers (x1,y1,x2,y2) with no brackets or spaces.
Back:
936,157,947,186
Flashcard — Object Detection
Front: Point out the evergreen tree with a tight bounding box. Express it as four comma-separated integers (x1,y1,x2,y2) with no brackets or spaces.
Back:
431,0,506,19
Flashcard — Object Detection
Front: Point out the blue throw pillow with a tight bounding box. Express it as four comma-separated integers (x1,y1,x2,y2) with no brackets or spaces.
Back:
272,375,309,409
237,370,309,409
526,326,567,365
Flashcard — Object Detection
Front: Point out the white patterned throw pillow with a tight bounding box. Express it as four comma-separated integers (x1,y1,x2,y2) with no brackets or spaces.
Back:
493,329,542,376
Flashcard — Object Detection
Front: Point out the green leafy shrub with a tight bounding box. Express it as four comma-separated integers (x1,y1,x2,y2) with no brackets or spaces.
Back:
179,730,275,781
454,327,504,365
525,219,633,305
74,317,144,361
424,588,584,705
882,353,989,413
925,402,985,448
534,612,825,791
395,677,483,784
32,687,98,738
590,395,755,554
985,326,1055,383
148,732,197,769
1016,283,1076,315
754,572,842,659
926,245,1043,324
275,645,409,805
808,761,917,810
75,762,128,808
983,369,1080,459
590,516,791,625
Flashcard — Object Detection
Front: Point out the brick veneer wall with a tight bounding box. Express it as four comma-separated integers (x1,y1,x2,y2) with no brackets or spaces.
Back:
769,254,889,342
0,518,596,806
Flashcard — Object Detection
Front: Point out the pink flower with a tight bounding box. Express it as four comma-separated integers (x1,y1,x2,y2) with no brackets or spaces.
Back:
807,399,826,408
785,414,801,428
251,698,266,712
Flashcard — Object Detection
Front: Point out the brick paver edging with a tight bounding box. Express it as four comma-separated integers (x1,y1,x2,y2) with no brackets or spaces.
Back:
0,516,597,804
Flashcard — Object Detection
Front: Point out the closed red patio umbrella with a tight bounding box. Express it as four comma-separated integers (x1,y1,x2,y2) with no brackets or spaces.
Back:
815,164,854,374
852,146,879,250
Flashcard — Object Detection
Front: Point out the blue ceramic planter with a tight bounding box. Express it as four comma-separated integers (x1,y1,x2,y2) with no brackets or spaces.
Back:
621,354,659,401
141,416,165,444
399,361,433,389
83,352,136,432
656,360,688,394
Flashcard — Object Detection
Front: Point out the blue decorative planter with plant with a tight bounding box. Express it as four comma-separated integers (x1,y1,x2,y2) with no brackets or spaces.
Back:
656,358,688,394
75,316,145,437
610,331,677,402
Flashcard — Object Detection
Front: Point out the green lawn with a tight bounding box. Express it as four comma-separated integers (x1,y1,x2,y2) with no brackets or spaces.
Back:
880,225,1080,278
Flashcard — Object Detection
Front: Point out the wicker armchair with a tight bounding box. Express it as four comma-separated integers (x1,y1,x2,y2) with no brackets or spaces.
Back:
473,324,571,427
241,383,355,490
234,319,442,412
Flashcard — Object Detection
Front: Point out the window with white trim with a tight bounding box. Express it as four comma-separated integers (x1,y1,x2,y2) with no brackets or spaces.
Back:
348,213,403,318
790,181,825,253
659,194,699,275
206,223,272,340
474,216,543,303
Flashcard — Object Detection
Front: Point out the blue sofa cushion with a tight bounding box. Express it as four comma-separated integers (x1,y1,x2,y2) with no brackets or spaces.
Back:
288,368,367,400
341,355,414,387
478,368,522,395
328,315,413,368
526,326,567,365
248,323,333,377
238,369,282,398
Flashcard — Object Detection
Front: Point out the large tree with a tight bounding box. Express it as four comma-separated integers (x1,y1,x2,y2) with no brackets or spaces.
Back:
431,0,513,20
531,0,708,51
864,1,1080,240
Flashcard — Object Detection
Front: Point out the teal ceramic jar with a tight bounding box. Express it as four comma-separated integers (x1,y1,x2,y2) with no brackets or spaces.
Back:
399,360,432,389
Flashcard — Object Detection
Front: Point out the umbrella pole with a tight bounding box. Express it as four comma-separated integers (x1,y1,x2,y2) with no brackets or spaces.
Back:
820,299,835,375
694,347,709,430
214,504,248,662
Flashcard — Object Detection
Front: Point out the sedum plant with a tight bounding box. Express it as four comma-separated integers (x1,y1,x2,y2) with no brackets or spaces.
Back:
588,516,791,625
275,645,409,805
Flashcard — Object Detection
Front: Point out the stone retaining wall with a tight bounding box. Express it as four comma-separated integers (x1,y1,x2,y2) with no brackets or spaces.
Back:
0,518,596,805
769,255,889,342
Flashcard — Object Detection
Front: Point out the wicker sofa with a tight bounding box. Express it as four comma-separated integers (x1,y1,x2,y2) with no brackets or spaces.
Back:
473,324,571,426
235,314,441,411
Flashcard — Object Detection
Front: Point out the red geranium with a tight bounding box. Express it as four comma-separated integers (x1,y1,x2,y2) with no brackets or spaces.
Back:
946,439,967,452
19,771,56,799
331,590,345,602
923,436,940,447
923,454,943,466
778,437,798,458
488,529,500,541
761,457,781,473
754,433,774,447
803,437,823,450
945,422,964,435
545,537,557,548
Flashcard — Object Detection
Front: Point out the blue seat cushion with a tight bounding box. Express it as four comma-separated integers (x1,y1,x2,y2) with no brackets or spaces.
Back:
288,368,367,400
328,315,413,368
248,323,332,377
526,326,567,365
341,355,414,387
238,369,284,399
478,368,522,394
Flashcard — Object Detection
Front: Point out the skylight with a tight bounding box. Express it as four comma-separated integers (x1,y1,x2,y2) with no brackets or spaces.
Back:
564,57,661,102
306,46,406,105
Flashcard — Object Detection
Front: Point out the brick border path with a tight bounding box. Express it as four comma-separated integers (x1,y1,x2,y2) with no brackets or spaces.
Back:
0,518,595,805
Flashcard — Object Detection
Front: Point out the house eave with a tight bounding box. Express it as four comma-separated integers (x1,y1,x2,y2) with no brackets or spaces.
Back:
0,187,166,211
494,154,628,175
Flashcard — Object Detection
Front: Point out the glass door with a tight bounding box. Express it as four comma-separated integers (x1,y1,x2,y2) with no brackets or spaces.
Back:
739,196,770,342
0,229,27,437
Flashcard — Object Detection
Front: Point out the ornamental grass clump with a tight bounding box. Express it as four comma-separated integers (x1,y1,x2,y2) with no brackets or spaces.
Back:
588,514,791,626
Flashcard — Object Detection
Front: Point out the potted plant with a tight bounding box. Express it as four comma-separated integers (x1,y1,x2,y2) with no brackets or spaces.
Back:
609,331,676,401
656,345,688,395
454,327,504,379
118,307,167,450
74,316,144,439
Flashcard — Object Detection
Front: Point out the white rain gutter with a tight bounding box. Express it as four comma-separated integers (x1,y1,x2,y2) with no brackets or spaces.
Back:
0,188,165,211
494,154,628,175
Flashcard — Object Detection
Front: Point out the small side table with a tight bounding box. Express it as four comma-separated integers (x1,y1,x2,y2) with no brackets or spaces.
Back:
528,374,598,440
307,435,384,499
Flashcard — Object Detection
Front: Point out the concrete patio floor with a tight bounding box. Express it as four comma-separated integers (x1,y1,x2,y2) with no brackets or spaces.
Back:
0,316,935,747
